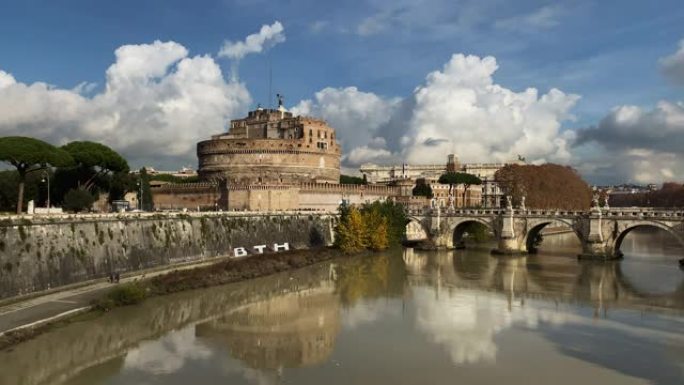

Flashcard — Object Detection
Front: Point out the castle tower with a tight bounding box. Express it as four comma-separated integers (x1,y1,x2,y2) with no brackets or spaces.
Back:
197,107,341,185
446,154,460,173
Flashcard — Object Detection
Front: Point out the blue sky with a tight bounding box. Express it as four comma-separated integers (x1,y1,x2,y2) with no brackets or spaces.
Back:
1,0,683,183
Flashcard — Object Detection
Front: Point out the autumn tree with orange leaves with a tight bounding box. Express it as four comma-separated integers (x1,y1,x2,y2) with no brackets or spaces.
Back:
495,164,592,210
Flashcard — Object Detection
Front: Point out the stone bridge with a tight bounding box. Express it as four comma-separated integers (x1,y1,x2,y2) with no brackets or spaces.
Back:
406,206,684,260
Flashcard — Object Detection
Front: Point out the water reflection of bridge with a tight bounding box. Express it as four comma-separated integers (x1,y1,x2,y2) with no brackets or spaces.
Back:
402,248,684,314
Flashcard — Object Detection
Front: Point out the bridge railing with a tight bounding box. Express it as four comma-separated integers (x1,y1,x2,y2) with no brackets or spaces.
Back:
603,209,684,218
408,207,684,218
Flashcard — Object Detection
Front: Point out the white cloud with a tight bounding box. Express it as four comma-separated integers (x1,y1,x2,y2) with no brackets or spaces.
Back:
357,14,388,36
402,54,580,165
576,101,684,183
124,327,213,374
346,145,396,166
218,21,285,61
310,20,330,33
291,86,401,162
106,41,188,87
413,286,570,365
660,39,684,85
0,40,251,167
494,5,562,32
294,54,579,171
0,70,16,88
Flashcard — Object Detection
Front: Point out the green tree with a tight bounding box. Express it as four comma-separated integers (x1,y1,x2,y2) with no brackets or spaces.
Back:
340,174,367,185
412,178,433,198
137,167,154,211
107,172,137,202
438,172,482,207
336,207,367,253
0,137,73,214
361,200,407,246
62,188,96,212
0,170,45,213
363,208,389,251
61,141,129,191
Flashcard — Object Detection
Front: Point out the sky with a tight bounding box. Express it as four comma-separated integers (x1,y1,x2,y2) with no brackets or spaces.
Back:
0,0,683,185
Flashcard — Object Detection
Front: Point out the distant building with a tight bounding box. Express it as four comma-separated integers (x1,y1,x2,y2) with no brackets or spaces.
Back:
360,154,518,208
132,166,198,179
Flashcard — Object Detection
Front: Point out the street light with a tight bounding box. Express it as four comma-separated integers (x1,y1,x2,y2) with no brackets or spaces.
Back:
41,170,50,215
136,179,144,211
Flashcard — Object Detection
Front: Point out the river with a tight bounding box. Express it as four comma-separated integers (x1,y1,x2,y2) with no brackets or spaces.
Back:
1,228,683,385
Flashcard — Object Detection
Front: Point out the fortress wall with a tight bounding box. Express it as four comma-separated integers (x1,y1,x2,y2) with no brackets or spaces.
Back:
197,138,340,184
151,183,400,212
152,183,220,211
0,213,336,299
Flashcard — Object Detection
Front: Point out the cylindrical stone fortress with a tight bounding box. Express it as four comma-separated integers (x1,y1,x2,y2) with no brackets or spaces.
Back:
198,108,341,185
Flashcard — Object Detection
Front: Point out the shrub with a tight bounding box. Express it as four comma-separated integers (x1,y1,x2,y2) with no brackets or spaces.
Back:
63,188,96,212
93,282,147,311
363,208,389,251
336,207,367,253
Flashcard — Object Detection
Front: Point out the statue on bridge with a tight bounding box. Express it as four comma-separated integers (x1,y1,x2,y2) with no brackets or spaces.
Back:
591,193,600,209
520,196,526,211
447,188,455,210
506,195,513,210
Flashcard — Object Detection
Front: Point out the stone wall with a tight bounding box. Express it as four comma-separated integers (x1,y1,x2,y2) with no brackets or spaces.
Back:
151,183,402,212
0,212,336,299
298,183,400,211
0,262,338,385
197,138,340,184
227,185,300,211
152,183,220,211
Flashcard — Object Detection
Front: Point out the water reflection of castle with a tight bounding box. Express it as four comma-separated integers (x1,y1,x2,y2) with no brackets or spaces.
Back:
195,283,341,370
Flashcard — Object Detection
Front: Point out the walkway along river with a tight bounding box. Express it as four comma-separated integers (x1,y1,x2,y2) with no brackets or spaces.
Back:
0,228,682,385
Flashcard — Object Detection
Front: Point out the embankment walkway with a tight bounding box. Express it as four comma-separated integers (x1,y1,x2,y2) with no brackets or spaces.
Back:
0,255,233,336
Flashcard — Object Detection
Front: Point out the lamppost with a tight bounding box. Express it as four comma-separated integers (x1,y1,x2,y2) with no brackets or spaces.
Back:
483,177,488,209
136,179,143,211
41,170,50,215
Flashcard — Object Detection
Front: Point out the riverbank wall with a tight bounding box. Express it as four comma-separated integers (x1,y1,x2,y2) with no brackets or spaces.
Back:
0,212,337,299
0,260,339,385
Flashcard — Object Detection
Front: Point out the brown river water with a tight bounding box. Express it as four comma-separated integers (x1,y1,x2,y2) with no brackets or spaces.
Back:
1,228,683,385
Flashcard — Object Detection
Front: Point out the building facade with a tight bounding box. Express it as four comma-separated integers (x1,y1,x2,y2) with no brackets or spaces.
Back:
360,154,515,208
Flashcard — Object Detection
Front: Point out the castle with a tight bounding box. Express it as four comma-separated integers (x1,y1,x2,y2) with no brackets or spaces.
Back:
197,106,340,185
153,103,396,211
150,102,511,212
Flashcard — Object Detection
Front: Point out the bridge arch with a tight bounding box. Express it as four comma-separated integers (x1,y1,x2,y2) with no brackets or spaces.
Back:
405,216,430,243
450,218,496,249
614,221,684,257
522,218,583,254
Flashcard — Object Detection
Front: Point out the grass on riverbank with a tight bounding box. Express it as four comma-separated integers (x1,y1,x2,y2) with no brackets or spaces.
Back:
91,247,347,311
